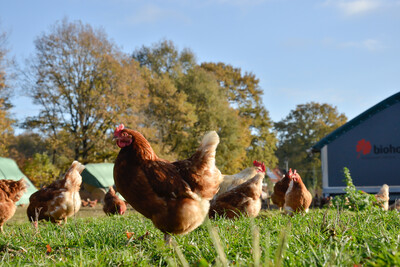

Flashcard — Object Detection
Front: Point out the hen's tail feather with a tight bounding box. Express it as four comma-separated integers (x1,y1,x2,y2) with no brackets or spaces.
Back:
63,161,85,190
199,131,219,159
188,131,222,200
70,161,85,174
108,186,115,195
194,131,220,176
377,184,389,198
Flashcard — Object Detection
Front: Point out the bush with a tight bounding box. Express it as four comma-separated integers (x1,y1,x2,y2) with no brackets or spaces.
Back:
23,153,61,187
332,167,377,211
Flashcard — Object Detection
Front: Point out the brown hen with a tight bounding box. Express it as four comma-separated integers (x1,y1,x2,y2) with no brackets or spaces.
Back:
209,172,264,219
113,124,222,243
271,170,292,209
27,161,85,224
284,169,312,215
375,184,389,211
0,179,26,233
103,186,126,215
217,161,265,197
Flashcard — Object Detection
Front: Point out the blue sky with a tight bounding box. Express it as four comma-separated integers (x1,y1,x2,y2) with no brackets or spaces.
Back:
1,0,399,130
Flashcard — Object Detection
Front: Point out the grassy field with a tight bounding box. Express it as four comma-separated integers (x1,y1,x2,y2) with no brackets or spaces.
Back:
1,206,400,266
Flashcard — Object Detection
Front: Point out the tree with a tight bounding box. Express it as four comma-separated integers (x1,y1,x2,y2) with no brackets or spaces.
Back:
140,70,198,160
133,40,249,173
7,132,50,166
134,39,196,77
177,66,250,172
274,102,347,189
0,28,15,157
133,40,198,160
24,153,61,187
200,63,278,169
23,19,148,164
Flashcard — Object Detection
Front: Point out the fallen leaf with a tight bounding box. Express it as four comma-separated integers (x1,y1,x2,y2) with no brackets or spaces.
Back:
126,232,135,239
46,244,52,254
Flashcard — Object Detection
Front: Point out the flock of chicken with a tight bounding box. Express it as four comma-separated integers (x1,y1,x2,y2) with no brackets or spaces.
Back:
0,124,393,243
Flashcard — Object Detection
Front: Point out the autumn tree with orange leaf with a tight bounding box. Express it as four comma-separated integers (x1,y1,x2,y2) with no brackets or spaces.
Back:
275,102,347,189
22,19,149,164
0,27,16,157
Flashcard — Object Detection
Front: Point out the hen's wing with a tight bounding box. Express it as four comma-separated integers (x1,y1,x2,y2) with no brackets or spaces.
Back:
216,174,263,203
173,131,222,199
29,187,64,203
210,174,263,218
27,188,63,221
134,131,221,201
271,177,291,208
218,167,258,196
142,160,193,199
0,190,9,202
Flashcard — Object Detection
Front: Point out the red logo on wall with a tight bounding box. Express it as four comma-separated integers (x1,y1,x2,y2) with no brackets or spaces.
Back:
356,139,371,158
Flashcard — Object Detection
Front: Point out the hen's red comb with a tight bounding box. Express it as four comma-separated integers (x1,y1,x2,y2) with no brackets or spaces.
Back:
253,160,266,173
288,168,293,177
114,124,125,137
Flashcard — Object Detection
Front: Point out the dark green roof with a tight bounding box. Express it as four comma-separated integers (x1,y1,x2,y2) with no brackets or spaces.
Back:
312,92,400,152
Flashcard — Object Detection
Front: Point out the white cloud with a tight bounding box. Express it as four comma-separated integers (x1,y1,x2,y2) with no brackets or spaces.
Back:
323,0,400,16
212,0,267,5
282,37,385,52
323,0,382,16
341,0,380,15
339,39,384,51
363,39,381,50
125,4,190,25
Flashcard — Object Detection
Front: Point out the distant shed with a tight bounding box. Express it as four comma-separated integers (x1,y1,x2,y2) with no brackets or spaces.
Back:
0,157,37,205
311,92,400,197
81,163,123,201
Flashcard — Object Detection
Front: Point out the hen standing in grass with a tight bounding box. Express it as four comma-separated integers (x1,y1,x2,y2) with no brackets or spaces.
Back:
0,179,26,233
113,124,222,243
27,161,85,224
375,184,389,211
103,186,126,215
271,170,292,210
389,199,400,211
216,161,265,197
209,167,265,219
283,169,312,215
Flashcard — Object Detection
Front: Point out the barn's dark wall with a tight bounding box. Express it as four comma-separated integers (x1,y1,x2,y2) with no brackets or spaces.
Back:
327,102,400,187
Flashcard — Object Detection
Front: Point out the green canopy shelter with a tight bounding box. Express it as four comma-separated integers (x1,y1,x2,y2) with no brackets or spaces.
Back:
81,163,123,200
82,163,115,188
0,157,37,205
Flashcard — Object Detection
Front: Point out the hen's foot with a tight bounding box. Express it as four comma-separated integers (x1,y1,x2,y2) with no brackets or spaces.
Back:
164,233,172,245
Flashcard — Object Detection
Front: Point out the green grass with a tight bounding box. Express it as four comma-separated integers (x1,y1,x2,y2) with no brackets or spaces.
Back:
1,206,400,266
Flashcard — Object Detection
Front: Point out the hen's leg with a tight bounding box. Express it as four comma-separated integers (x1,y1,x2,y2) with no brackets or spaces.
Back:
164,233,172,245
0,225,3,234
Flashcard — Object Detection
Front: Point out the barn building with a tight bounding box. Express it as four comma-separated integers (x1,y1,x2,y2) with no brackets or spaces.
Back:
311,92,400,198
